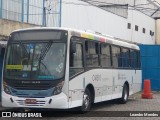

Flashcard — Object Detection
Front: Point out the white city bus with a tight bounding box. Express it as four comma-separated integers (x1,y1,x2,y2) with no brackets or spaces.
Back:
2,28,141,112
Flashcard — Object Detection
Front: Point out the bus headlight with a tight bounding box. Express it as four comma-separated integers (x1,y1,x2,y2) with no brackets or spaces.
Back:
3,82,12,95
52,81,64,95
53,85,63,95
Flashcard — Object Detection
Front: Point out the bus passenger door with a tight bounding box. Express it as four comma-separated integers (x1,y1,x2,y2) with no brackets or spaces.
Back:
69,37,85,108
100,43,112,101
111,46,122,99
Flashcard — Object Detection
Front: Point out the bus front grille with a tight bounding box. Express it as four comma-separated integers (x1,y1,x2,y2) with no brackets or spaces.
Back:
9,81,54,90
6,79,63,90
13,84,52,90
16,100,46,106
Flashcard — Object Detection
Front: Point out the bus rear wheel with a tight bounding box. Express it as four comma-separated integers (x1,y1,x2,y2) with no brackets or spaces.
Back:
119,84,129,104
80,88,92,112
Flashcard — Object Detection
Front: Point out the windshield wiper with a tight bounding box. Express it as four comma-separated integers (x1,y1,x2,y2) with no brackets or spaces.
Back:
39,41,52,60
19,41,29,57
36,41,52,75
18,41,31,65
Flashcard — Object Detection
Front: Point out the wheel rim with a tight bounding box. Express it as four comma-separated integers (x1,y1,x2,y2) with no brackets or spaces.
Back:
83,93,90,110
124,88,128,101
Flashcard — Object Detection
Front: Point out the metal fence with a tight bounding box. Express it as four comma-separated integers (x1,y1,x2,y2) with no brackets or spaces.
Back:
140,45,160,91
0,0,61,27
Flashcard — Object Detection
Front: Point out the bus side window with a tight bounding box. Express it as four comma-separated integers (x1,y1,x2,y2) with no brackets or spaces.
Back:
100,43,111,67
86,41,99,67
111,46,121,68
70,40,84,77
130,49,137,69
121,48,130,68
137,51,141,69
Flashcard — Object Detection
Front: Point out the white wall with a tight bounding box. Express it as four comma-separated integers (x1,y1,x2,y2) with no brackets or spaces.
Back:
156,19,160,44
128,9,155,44
61,0,155,44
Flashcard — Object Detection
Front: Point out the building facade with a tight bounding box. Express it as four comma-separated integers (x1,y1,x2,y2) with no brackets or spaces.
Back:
0,0,159,44
60,0,156,44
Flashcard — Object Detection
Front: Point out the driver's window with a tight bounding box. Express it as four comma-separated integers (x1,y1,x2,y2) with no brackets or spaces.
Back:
70,38,84,78
70,43,83,67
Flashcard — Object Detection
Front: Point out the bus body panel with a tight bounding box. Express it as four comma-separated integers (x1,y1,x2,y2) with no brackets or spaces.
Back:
2,92,68,109
69,69,142,108
68,74,84,108
131,70,142,94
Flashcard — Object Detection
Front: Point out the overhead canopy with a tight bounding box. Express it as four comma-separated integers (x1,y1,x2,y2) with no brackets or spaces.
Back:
81,0,160,19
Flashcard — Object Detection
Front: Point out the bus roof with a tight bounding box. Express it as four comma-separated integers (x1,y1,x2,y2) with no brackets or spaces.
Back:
12,27,139,50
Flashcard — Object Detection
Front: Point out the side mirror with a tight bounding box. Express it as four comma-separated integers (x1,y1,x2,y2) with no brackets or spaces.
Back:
71,42,76,53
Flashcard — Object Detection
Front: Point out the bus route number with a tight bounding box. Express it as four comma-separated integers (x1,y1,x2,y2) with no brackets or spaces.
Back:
92,74,101,81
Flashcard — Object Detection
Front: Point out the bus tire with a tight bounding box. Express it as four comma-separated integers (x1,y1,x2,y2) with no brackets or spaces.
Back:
119,84,129,104
80,88,92,112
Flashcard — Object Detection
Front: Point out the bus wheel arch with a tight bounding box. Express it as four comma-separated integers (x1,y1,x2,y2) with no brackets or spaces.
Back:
124,81,129,96
86,84,95,104
80,84,95,112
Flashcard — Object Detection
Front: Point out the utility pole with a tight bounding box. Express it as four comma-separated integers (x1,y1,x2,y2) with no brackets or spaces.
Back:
134,0,136,6
0,0,3,18
22,0,24,22
42,0,47,27
59,0,62,27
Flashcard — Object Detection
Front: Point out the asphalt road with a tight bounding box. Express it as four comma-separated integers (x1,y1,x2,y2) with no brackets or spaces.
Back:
0,92,160,120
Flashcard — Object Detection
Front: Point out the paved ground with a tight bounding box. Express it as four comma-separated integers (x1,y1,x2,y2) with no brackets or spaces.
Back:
92,91,160,111
0,92,160,120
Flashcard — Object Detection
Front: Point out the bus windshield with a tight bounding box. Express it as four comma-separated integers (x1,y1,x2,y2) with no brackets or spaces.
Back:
4,41,66,80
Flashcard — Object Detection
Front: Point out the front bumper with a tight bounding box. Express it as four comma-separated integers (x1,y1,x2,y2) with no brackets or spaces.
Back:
2,92,68,109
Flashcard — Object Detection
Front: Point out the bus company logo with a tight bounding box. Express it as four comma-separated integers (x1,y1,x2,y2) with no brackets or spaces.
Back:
31,81,41,84
22,81,41,84
22,81,31,84
92,74,101,81
2,112,11,117
22,73,28,78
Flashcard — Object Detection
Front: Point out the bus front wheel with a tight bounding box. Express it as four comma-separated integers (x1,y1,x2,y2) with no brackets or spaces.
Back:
119,84,129,104
80,88,92,112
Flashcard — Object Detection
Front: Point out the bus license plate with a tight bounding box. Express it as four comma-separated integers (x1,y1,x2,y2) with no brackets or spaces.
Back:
25,99,37,104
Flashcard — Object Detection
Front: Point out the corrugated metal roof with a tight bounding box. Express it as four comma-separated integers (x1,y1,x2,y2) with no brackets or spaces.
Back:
81,0,160,19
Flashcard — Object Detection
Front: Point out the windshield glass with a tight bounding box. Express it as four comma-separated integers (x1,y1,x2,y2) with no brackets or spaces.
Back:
5,41,66,80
